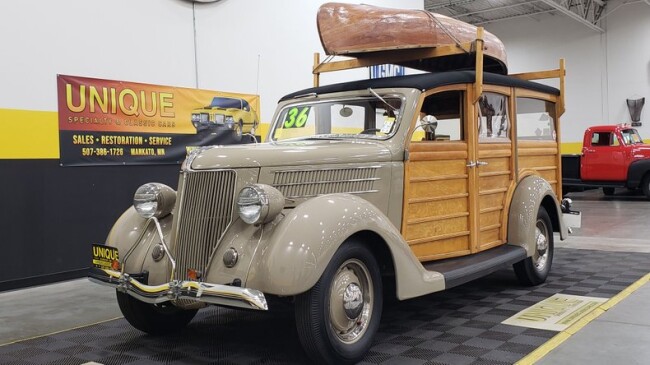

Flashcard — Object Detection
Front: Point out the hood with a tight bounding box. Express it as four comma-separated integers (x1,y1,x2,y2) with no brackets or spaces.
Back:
190,139,393,170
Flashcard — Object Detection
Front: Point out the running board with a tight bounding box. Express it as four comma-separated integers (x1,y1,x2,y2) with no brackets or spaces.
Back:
423,245,527,289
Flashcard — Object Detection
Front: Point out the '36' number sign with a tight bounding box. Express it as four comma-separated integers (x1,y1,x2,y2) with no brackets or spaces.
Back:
283,107,310,128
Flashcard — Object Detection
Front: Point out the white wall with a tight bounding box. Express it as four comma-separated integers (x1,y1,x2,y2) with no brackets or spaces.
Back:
193,0,423,123
0,0,196,111
486,15,605,143
604,1,650,126
0,0,422,123
486,1,650,143
2,0,647,142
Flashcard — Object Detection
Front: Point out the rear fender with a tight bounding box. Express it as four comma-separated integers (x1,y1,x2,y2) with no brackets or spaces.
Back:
245,194,445,298
508,175,567,257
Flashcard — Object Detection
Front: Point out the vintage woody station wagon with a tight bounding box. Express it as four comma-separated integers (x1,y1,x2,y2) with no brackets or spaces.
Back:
90,4,573,364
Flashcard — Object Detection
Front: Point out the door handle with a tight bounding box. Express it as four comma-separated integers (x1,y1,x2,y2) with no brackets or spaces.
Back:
477,161,489,167
466,161,477,168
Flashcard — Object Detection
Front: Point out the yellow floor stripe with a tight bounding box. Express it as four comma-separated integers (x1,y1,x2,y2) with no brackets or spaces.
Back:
516,272,650,364
0,316,123,347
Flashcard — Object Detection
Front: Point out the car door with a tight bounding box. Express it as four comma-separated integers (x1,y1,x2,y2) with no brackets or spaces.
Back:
582,131,627,181
474,88,515,252
402,86,474,261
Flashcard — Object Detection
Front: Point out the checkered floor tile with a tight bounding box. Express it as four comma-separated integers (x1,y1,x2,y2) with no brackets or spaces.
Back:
1,248,648,365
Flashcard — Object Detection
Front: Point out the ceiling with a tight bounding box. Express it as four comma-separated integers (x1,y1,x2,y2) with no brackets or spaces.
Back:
424,0,609,32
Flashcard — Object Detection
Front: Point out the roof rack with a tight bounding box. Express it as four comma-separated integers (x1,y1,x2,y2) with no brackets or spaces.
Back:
312,27,565,116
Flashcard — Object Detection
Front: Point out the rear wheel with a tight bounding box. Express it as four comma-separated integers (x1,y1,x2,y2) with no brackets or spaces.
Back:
514,206,554,286
295,241,382,365
602,187,615,196
116,291,197,335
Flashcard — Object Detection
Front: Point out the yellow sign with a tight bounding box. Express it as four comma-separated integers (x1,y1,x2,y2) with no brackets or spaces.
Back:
502,294,607,331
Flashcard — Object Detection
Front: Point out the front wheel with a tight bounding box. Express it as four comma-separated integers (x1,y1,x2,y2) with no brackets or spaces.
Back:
116,291,197,335
642,174,650,199
295,241,382,365
234,120,244,139
513,206,554,286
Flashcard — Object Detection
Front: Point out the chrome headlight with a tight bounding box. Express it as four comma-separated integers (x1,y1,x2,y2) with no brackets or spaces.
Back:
237,184,284,225
225,115,235,126
133,183,176,219
191,114,200,122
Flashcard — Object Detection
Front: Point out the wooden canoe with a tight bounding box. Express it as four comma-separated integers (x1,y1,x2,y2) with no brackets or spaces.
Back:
317,2,508,74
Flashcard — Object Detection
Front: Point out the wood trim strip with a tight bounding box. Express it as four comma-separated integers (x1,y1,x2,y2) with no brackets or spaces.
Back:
517,140,558,148
518,148,559,156
409,151,468,161
478,240,503,251
480,223,501,232
478,150,512,158
407,231,470,245
417,250,472,262
409,141,468,152
407,212,470,225
480,205,503,214
530,166,558,171
478,187,508,195
409,193,469,204
410,174,468,183
478,170,511,178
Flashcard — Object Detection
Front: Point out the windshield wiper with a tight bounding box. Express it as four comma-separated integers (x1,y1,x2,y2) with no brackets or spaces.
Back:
368,88,397,112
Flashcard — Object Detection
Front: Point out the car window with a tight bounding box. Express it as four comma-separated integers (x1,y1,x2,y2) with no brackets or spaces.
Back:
271,95,403,141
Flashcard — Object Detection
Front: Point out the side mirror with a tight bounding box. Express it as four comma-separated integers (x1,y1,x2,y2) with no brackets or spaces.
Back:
420,115,438,133
339,106,353,117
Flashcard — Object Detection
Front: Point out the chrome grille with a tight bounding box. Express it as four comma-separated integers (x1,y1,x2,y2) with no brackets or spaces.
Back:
200,113,209,122
214,114,225,124
272,167,379,198
174,170,236,280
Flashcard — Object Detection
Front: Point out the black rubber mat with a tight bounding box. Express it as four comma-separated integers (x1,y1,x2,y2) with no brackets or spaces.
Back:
1,248,648,365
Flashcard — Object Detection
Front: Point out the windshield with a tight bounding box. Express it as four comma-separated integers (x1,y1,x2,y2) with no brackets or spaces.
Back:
270,95,403,141
621,129,643,145
209,97,243,109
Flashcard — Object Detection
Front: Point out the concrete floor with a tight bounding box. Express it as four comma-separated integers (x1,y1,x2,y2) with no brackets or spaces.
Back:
0,188,648,364
534,188,650,364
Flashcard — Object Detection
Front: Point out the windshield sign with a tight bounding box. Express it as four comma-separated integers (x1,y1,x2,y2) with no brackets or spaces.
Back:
271,96,403,141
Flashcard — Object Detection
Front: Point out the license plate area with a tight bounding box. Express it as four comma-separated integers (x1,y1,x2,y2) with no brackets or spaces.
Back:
563,211,581,228
92,244,120,270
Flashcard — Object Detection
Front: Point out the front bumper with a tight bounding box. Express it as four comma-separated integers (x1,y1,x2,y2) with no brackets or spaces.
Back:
89,267,268,311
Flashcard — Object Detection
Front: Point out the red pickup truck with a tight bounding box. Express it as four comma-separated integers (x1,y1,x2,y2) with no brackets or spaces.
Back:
562,124,650,197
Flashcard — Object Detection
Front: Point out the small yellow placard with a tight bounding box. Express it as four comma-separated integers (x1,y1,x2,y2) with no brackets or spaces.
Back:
502,294,607,331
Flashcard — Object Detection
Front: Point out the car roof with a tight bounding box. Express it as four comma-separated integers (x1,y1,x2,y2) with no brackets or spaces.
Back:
280,71,560,101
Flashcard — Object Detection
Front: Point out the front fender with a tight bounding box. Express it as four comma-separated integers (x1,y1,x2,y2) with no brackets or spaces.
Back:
246,194,445,298
508,175,566,257
627,159,650,188
105,207,173,285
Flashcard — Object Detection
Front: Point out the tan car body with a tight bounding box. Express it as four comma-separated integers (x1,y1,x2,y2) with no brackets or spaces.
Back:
103,84,567,302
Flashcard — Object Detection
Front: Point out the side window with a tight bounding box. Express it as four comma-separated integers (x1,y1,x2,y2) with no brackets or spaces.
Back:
478,93,509,141
412,90,464,142
591,132,616,146
516,97,556,141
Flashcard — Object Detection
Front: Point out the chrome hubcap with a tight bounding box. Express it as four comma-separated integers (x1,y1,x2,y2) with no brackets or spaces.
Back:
343,283,363,319
534,220,549,271
329,259,373,344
